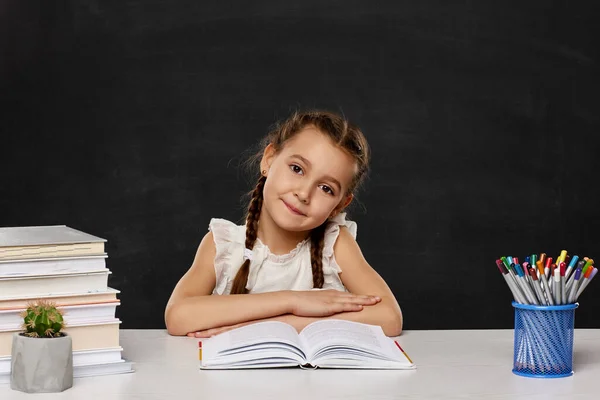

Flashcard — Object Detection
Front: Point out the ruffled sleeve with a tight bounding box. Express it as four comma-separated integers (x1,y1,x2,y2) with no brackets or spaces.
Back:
208,218,245,295
321,212,357,291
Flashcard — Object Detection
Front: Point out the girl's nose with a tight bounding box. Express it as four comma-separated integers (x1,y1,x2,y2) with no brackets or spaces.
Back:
294,190,309,204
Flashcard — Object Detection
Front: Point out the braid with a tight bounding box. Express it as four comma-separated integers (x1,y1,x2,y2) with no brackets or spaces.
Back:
230,176,266,294
309,223,327,288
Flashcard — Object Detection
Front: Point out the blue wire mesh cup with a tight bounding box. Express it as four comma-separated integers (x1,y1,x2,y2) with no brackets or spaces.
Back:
512,301,578,378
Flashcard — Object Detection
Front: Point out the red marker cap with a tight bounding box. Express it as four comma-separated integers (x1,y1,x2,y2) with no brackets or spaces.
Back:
496,259,507,274
529,267,539,281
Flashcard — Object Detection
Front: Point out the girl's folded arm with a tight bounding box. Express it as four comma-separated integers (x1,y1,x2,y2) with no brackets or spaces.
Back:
325,226,403,336
164,231,292,336
230,227,403,337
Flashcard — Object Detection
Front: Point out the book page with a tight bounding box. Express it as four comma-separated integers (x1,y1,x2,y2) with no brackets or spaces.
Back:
299,320,401,362
202,321,305,367
227,321,301,348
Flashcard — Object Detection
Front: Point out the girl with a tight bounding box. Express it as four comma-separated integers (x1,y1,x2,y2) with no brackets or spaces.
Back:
165,110,403,337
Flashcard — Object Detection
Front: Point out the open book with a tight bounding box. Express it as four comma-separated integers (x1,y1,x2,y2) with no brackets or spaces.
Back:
199,319,415,370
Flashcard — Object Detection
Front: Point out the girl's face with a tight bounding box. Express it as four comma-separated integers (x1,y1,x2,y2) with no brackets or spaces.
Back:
260,127,356,233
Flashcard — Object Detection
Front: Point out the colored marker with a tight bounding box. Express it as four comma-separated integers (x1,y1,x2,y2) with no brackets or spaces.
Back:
522,261,532,287
553,264,561,304
515,263,538,304
536,260,555,305
496,260,527,304
548,263,556,296
529,267,548,305
565,255,579,281
560,262,566,304
567,260,586,288
537,253,544,268
576,267,597,300
582,259,594,275
567,261,584,293
499,260,527,303
521,262,539,303
544,257,553,280
506,261,521,288
567,267,583,304
558,249,567,266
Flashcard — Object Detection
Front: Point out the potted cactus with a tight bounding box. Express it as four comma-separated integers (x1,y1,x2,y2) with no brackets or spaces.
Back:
10,300,73,393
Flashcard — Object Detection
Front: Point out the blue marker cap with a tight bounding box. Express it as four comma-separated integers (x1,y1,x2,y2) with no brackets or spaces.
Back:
507,256,514,265
574,268,582,280
513,263,524,277
568,255,579,269
524,256,531,264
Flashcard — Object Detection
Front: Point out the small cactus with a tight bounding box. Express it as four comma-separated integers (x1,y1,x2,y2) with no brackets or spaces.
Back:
19,300,66,338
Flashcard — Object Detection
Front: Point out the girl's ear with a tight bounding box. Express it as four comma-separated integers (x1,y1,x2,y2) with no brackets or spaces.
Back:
260,143,276,175
332,194,353,217
342,193,354,209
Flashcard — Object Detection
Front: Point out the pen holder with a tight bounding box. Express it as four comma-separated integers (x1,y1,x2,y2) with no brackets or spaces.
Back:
512,301,578,378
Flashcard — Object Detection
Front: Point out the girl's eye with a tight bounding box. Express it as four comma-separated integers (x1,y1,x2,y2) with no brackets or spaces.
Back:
290,165,303,175
320,185,334,196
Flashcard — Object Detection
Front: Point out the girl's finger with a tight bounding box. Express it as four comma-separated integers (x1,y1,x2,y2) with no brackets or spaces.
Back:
336,296,379,305
351,295,380,300
200,326,232,337
332,293,375,299
331,303,363,313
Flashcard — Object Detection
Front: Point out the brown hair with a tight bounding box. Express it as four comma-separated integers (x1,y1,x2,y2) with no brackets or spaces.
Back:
229,110,370,294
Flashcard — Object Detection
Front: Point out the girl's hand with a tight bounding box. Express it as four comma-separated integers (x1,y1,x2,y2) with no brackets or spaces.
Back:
288,289,380,317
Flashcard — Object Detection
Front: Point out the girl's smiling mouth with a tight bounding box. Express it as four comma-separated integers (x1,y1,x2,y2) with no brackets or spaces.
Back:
282,200,306,216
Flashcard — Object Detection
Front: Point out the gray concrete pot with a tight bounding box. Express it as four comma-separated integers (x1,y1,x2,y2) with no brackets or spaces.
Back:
10,332,73,393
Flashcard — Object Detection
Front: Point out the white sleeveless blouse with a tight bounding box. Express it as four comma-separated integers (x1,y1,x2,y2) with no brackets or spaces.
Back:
208,213,357,295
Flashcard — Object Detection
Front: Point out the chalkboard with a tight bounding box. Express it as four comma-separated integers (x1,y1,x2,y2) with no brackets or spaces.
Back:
1,1,599,330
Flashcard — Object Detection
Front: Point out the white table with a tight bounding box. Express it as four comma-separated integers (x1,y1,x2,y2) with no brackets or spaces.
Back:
1,329,599,399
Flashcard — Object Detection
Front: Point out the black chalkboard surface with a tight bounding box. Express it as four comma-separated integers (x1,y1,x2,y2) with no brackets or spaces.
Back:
1,1,598,329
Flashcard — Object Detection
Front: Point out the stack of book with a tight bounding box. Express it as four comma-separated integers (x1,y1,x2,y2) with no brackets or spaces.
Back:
0,225,134,383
